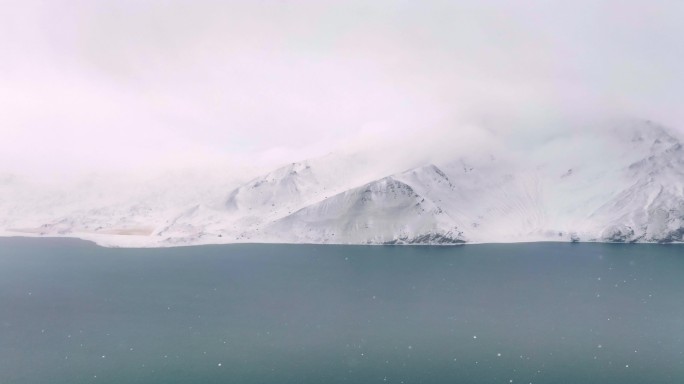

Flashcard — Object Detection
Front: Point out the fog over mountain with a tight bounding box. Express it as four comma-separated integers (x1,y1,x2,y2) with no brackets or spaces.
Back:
1,1,683,246
2,118,682,246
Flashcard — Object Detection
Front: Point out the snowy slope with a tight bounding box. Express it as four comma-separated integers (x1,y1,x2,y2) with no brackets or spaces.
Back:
586,125,684,242
1,119,682,247
264,176,464,244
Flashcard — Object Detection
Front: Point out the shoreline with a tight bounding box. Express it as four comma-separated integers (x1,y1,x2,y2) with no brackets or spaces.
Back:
1,230,681,249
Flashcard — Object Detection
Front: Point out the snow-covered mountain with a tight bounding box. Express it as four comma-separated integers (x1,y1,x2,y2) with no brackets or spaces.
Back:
1,119,683,247
265,174,465,245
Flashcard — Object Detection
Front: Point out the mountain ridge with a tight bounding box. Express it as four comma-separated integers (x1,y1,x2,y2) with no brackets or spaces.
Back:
1,119,683,247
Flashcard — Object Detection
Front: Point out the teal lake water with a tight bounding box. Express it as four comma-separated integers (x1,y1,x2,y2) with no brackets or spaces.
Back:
0,238,683,383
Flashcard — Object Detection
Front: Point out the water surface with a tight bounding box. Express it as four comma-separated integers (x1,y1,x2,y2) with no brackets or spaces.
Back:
0,238,682,383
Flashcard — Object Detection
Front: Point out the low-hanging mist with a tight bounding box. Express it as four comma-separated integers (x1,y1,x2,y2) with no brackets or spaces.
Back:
2,0,684,181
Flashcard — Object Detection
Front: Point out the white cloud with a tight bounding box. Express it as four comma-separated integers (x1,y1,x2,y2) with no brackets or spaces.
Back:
1,0,683,181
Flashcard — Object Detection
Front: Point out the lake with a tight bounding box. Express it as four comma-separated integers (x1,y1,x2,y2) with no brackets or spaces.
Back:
0,238,682,383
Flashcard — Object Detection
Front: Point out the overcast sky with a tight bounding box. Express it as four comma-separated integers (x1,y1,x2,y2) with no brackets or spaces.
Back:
2,0,684,179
